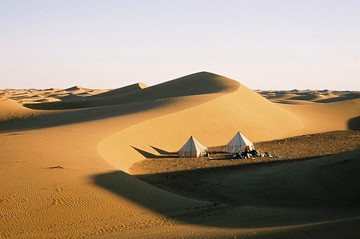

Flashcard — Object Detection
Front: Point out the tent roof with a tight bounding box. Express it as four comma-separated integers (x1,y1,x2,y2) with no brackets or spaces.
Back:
227,131,253,145
226,131,254,153
178,136,208,157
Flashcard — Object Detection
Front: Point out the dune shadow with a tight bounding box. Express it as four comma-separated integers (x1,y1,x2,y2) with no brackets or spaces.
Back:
135,155,360,209
275,100,306,105
348,116,360,130
0,100,167,133
315,93,360,103
1,72,237,133
92,152,360,230
58,94,85,102
289,94,318,101
93,171,176,213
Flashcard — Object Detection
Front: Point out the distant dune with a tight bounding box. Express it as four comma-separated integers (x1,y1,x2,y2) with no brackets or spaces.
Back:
1,72,360,238
259,89,360,104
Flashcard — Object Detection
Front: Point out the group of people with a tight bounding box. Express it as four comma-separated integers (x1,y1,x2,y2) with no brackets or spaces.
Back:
232,146,260,159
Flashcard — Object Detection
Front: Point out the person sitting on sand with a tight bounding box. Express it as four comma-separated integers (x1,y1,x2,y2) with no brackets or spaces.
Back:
250,149,260,157
232,152,241,159
241,151,248,158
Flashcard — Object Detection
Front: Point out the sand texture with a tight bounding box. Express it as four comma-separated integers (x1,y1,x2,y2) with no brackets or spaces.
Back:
1,72,360,238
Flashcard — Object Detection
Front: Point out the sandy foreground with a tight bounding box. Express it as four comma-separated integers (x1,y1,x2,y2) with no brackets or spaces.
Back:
1,72,360,238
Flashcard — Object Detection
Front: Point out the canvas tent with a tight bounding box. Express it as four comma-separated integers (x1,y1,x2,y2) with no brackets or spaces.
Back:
226,131,255,153
178,136,208,158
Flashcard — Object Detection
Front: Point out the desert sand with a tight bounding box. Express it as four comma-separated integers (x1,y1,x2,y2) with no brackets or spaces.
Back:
1,72,360,238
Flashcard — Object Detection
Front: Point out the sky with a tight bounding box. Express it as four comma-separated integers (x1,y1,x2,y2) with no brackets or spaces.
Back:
0,0,359,90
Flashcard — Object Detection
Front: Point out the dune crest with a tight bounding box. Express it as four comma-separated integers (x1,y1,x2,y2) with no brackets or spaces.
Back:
65,85,90,92
89,82,147,99
22,71,239,110
143,71,239,95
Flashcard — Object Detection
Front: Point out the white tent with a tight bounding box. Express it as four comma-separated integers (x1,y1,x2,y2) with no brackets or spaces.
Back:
226,132,255,153
178,136,208,158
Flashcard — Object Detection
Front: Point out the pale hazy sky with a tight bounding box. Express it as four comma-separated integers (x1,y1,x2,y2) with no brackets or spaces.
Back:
1,0,359,90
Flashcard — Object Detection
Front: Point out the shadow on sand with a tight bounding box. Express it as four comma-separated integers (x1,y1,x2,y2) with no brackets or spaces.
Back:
0,99,168,133
131,146,157,158
92,151,360,232
348,116,360,130
150,145,176,155
132,145,178,158
315,93,360,103
1,72,235,133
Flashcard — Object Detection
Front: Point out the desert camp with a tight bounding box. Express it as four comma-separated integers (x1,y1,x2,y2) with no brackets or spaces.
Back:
1,72,360,239
176,132,260,160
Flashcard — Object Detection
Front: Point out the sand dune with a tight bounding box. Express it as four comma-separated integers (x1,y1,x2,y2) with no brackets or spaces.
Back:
280,98,360,133
65,85,90,92
22,72,239,110
1,72,360,238
259,89,360,104
98,74,306,172
0,87,108,108
0,98,38,121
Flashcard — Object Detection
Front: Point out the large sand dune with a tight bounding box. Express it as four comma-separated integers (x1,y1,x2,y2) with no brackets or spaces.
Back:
1,72,360,238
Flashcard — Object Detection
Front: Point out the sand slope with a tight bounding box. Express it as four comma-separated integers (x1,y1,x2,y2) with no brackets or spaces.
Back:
280,98,360,133
98,76,306,172
1,72,360,238
0,99,38,121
